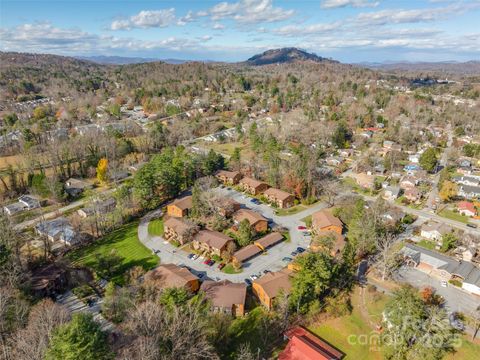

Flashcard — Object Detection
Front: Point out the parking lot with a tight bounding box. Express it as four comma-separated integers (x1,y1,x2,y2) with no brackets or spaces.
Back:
138,187,327,283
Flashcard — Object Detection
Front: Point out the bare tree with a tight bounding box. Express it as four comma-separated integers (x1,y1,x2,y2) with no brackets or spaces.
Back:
374,232,402,281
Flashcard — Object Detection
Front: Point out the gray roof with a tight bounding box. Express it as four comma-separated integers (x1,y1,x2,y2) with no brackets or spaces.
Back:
460,185,480,196
36,217,77,244
403,244,480,286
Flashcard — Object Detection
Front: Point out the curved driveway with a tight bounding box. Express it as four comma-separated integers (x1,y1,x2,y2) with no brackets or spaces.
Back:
138,188,327,283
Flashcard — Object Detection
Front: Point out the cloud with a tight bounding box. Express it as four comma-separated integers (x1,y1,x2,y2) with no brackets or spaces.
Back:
273,22,342,36
321,0,379,9
213,23,225,30
209,0,294,23
110,8,176,30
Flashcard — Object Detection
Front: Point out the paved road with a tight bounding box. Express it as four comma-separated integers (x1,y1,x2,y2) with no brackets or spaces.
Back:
138,188,327,283
393,266,480,315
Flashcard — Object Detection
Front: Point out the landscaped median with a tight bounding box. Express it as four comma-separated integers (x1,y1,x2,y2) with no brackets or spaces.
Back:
148,217,164,236
68,221,159,285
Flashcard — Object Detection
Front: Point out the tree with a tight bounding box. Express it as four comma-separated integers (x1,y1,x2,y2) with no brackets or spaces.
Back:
33,106,47,120
45,313,112,360
383,286,457,360
158,287,191,310
332,121,351,148
3,113,18,127
440,233,457,253
231,147,241,171
289,252,336,314
101,282,132,323
419,147,437,172
10,299,70,360
374,232,402,281
439,181,457,202
96,158,109,183
237,219,254,247
94,249,124,279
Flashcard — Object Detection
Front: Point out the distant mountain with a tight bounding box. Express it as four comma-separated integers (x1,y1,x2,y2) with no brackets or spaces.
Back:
359,61,480,75
245,47,336,66
76,55,195,65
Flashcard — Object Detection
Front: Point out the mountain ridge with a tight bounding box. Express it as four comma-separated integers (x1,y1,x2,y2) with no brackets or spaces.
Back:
244,47,337,66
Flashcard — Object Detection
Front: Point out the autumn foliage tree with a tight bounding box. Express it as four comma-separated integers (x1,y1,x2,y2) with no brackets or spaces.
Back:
96,158,108,183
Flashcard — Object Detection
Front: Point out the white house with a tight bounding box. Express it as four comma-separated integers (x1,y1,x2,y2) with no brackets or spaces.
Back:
420,222,451,242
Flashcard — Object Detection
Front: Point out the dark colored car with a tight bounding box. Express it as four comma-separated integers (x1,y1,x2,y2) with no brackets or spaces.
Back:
296,247,305,253
153,249,161,254
467,223,477,228
291,251,298,257
282,257,293,262
297,225,307,230
263,269,271,274
250,198,260,205
208,260,215,266
187,253,195,259
244,278,252,286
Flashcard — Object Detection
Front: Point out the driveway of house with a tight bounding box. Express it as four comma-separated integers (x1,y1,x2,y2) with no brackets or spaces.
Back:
137,188,327,283
393,266,480,315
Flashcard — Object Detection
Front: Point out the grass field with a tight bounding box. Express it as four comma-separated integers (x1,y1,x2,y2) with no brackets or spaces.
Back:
148,218,164,236
68,221,159,284
223,264,242,274
417,239,436,250
438,209,469,224
275,204,307,216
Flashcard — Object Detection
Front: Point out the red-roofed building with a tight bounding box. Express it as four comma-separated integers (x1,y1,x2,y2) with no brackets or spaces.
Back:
279,327,344,360
458,201,476,217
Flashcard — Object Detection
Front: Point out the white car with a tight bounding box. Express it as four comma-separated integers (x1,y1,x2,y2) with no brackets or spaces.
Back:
441,280,448,287
250,274,258,281
192,254,199,260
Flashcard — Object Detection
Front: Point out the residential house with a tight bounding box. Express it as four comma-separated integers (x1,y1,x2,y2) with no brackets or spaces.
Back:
326,156,344,166
404,187,421,202
18,195,41,210
64,178,93,197
192,230,235,257
233,209,268,233
408,154,420,164
382,186,401,201
232,244,263,265
3,202,25,216
312,210,343,235
457,201,476,217
252,268,293,310
144,264,199,292
167,195,192,218
399,175,418,190
29,263,68,297
200,280,247,317
215,170,243,185
402,244,480,296
74,124,101,136
458,185,480,200
239,177,269,195
35,217,79,246
163,217,198,245
263,188,295,209
351,173,375,190
279,326,344,360
420,222,452,242
77,198,116,218
382,208,405,225
254,232,284,251
453,175,480,187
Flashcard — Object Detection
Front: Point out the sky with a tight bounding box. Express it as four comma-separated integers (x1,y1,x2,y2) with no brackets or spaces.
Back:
0,0,479,63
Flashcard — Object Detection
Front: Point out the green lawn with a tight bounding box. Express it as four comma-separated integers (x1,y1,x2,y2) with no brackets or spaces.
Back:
68,221,159,284
275,204,307,216
438,209,469,224
148,218,164,236
223,264,242,274
417,239,436,251
301,215,312,227
446,337,480,360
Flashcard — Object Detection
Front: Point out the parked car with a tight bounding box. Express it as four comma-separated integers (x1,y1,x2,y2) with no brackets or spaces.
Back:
250,274,258,281
192,254,199,260
441,280,448,287
297,225,307,230
282,257,293,262
467,223,477,228
449,312,465,331
263,269,271,274
153,249,161,254
208,260,215,266
250,199,260,205
198,273,205,279
296,247,305,253
203,258,211,265
291,251,298,257
187,253,195,259
218,263,226,270
244,279,252,286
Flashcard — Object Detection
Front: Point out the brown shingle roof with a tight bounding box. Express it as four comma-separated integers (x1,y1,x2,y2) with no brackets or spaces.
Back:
164,217,191,234
233,244,262,263
264,188,294,201
171,195,192,210
200,280,246,308
145,264,198,289
239,177,268,189
234,209,266,225
312,210,342,230
255,232,284,249
216,170,241,180
254,268,292,298
193,230,233,250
